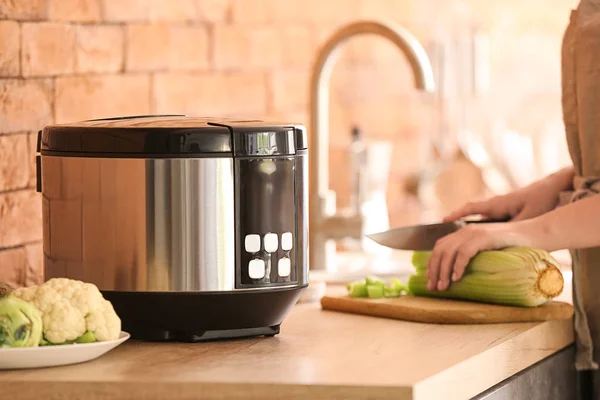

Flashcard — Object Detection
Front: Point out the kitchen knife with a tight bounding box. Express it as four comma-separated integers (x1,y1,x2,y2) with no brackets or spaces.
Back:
366,217,509,251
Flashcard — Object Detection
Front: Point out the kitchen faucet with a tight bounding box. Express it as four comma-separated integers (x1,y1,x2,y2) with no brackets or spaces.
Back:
308,20,436,272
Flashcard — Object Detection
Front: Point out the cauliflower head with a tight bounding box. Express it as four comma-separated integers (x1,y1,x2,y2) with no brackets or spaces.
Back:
43,278,104,316
86,300,121,341
11,278,121,344
12,283,85,344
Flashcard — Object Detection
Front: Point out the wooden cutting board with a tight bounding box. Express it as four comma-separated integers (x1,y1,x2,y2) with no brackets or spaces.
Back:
320,295,574,324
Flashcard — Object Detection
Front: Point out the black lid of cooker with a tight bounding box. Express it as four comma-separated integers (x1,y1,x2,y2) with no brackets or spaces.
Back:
39,115,307,157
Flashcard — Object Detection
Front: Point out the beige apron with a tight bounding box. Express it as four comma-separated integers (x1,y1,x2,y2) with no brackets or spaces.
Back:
560,0,600,371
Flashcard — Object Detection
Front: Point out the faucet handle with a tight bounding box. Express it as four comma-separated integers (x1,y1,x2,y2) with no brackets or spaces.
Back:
316,190,337,216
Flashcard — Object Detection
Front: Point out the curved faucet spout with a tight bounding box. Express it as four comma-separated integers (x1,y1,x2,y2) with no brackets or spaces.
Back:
308,20,436,271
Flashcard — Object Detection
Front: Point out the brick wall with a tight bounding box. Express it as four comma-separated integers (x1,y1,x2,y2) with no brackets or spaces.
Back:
0,0,576,286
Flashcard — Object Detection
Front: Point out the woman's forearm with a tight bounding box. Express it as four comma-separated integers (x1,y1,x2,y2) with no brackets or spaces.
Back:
539,166,575,194
518,193,600,251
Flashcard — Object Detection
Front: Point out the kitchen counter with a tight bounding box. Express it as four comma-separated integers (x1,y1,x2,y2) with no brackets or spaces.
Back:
0,300,574,400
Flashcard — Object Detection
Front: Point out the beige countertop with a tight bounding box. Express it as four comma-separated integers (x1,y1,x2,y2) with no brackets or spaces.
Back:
0,299,574,400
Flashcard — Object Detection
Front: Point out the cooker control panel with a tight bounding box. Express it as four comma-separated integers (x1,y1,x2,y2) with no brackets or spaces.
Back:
243,232,293,281
235,157,298,288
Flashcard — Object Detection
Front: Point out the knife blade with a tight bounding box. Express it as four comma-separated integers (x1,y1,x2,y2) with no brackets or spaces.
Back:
366,218,508,251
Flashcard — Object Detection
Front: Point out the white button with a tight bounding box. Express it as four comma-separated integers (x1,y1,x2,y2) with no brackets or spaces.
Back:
281,232,293,251
248,259,265,279
278,257,291,277
264,233,278,253
245,234,261,253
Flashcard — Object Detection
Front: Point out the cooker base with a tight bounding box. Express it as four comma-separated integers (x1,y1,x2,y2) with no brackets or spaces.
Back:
102,285,306,342
122,325,281,342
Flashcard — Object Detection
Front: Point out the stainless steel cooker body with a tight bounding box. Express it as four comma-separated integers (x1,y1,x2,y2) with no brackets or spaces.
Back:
37,116,309,294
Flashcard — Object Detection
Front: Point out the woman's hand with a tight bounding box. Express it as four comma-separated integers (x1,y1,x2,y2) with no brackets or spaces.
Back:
426,222,532,291
427,167,575,291
444,167,575,223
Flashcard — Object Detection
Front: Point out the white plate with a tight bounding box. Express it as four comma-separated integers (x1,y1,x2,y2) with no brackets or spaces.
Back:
0,331,130,370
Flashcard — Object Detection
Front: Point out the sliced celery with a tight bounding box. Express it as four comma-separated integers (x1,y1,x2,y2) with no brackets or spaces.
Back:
389,278,407,293
367,285,384,298
365,276,385,287
347,281,368,297
346,276,408,299
383,286,401,298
